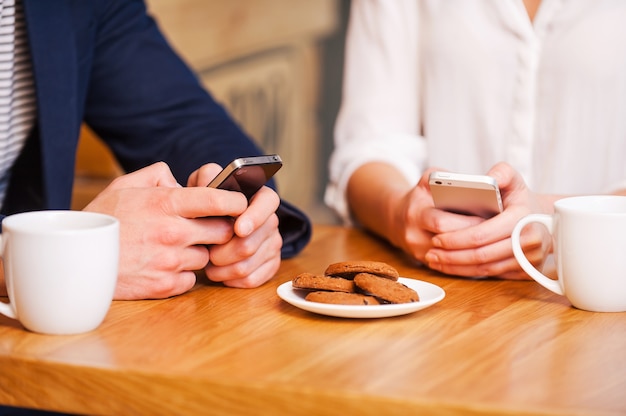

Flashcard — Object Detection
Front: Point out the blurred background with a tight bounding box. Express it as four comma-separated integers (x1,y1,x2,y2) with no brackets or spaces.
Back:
72,0,351,225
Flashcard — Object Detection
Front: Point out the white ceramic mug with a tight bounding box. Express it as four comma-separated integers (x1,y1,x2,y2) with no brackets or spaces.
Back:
0,210,119,334
511,196,626,312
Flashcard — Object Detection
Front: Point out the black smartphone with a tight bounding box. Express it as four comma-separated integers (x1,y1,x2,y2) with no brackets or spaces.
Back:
207,154,283,201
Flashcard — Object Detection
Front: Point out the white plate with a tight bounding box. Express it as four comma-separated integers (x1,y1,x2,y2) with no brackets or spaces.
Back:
277,277,445,319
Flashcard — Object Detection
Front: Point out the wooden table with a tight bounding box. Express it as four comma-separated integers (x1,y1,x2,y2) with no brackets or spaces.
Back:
1,225,625,416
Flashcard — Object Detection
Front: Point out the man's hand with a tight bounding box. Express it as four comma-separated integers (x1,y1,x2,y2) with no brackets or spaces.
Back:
84,162,249,300
188,163,282,288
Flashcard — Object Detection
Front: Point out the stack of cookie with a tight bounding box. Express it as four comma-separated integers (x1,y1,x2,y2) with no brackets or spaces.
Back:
292,260,419,305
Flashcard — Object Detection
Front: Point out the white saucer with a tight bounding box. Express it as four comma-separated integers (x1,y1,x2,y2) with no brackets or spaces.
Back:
277,277,445,319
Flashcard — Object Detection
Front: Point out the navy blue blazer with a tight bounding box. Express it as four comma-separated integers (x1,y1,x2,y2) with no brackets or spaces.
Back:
0,0,311,257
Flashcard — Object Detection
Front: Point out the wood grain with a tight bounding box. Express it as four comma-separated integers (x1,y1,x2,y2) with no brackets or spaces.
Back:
1,225,625,415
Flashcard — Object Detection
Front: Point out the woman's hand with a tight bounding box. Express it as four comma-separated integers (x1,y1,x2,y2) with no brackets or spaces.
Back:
423,162,554,279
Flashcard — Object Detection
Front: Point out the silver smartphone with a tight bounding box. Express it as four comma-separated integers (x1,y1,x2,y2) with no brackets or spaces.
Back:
208,154,282,201
428,171,503,218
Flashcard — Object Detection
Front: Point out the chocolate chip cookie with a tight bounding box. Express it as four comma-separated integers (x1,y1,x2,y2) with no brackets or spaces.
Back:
324,260,399,281
354,273,419,304
292,272,355,293
305,291,381,305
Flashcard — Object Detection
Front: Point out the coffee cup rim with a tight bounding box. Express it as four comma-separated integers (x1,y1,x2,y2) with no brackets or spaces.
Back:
1,210,119,234
554,195,626,213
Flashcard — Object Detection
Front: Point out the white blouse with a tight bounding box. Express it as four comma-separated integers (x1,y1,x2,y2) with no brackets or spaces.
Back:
325,0,626,223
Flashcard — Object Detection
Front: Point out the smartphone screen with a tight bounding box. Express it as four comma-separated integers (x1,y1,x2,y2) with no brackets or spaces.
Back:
208,155,282,201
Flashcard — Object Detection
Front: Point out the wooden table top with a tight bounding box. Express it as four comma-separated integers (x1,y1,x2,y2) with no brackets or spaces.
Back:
1,224,625,416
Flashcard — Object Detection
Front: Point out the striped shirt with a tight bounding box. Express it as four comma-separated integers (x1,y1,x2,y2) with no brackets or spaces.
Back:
0,0,36,207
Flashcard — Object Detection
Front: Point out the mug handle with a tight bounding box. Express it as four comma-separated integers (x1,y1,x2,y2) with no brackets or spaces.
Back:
511,214,564,296
0,234,18,319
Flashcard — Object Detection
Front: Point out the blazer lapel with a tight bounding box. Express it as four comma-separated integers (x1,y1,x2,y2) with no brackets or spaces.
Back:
23,0,79,209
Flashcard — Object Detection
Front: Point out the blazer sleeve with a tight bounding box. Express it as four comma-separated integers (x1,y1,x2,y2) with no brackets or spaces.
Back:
80,0,311,257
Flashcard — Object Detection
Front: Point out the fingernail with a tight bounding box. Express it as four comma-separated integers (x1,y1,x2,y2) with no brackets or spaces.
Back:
432,237,442,247
425,252,438,264
425,250,442,270
238,219,253,237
